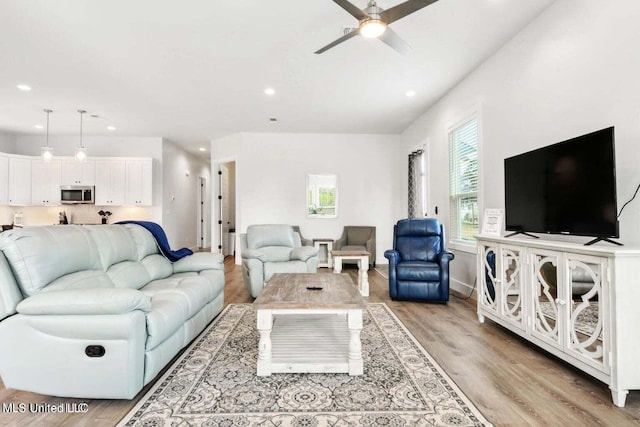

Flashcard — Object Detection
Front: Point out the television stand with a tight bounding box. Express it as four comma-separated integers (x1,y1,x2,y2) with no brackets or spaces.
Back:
504,231,539,239
584,237,623,246
477,235,640,407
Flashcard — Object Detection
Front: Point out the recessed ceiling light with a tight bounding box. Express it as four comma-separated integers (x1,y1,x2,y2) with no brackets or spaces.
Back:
106,126,116,131
34,124,43,129
199,147,206,152
405,90,416,97
264,87,275,96
16,84,32,91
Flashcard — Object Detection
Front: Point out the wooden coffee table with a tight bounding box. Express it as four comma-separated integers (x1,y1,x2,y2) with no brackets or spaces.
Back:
253,273,366,376
331,250,370,297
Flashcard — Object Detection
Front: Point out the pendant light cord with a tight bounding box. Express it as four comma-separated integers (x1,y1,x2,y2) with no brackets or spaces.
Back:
44,108,52,147
78,109,85,148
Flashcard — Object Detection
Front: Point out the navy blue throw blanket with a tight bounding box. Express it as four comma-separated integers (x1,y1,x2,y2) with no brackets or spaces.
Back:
116,221,193,262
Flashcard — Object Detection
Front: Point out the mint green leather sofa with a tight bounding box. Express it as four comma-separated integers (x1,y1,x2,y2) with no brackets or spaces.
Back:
241,224,318,298
0,224,224,399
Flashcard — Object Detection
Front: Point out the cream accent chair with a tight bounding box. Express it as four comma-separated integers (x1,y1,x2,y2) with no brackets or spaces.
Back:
334,226,376,268
241,224,319,298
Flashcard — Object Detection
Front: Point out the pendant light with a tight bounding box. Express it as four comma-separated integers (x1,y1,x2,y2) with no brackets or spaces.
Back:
40,109,54,161
75,109,87,162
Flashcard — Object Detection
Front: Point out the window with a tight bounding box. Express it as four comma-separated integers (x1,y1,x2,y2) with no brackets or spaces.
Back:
307,174,337,218
449,117,479,242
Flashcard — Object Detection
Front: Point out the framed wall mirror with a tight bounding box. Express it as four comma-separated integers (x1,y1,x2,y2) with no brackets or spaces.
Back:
307,174,338,218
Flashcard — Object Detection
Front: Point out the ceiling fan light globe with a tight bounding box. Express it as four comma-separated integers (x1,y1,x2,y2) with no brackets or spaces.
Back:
360,19,386,38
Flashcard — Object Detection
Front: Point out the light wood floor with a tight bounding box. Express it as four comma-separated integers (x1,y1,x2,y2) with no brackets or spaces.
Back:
1,258,639,426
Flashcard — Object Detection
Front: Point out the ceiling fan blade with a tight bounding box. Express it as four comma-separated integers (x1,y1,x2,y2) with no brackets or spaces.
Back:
380,0,438,25
379,27,411,55
314,28,360,54
332,0,370,20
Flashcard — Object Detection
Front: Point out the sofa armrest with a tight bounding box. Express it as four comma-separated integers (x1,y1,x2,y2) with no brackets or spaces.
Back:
242,248,267,262
290,246,319,262
173,252,224,273
16,288,151,316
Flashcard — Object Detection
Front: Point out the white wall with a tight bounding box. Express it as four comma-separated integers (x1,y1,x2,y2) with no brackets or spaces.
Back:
211,132,404,264
0,132,15,152
401,0,640,294
162,139,211,250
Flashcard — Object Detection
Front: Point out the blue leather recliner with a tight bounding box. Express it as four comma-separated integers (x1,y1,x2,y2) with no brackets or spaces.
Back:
384,218,455,302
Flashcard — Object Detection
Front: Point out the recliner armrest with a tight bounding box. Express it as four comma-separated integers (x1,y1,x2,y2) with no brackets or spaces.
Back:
290,246,318,262
437,251,455,265
16,288,151,316
384,250,400,265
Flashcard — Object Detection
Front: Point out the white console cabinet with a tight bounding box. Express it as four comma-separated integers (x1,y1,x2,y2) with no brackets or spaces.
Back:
477,235,640,407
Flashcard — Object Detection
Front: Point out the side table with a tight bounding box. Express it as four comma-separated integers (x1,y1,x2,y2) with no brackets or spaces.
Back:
331,250,370,297
313,238,334,268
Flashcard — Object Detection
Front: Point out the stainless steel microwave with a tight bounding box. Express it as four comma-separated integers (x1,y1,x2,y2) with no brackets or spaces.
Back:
60,185,95,204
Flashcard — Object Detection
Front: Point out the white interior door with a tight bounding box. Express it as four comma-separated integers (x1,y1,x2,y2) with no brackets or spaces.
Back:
220,165,230,256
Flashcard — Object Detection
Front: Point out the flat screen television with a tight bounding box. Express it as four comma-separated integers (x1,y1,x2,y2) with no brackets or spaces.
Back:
504,126,618,245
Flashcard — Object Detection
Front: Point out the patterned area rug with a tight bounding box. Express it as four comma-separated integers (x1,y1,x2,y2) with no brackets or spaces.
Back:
118,303,491,427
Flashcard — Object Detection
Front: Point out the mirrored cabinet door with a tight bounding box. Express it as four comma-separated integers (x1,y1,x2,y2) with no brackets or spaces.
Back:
565,255,609,372
480,245,498,315
531,249,562,349
500,246,524,329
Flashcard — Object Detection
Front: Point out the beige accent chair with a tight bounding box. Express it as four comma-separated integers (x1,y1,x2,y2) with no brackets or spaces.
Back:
334,226,376,268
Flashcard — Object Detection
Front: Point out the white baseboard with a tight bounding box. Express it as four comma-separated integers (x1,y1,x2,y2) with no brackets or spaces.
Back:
450,277,477,300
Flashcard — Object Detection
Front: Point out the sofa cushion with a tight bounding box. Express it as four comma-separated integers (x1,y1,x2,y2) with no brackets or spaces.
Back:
173,252,223,273
142,254,173,280
17,288,151,315
122,223,160,260
42,270,114,292
107,261,153,290
86,226,138,269
397,261,440,282
141,275,218,350
0,226,102,296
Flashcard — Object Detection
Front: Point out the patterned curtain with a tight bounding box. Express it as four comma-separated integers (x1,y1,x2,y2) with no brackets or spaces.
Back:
408,149,424,218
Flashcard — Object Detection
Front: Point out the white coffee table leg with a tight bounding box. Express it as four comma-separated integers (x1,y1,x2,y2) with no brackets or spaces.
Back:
256,309,273,376
334,256,343,274
347,308,363,375
358,256,370,297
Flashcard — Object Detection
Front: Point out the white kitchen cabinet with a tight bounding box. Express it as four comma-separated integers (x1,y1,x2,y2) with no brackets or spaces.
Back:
477,235,640,407
0,154,8,205
125,159,152,206
7,156,32,206
31,159,62,205
95,160,125,206
61,160,96,185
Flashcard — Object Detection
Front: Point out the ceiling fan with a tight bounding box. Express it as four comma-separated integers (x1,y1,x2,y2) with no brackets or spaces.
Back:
315,0,439,55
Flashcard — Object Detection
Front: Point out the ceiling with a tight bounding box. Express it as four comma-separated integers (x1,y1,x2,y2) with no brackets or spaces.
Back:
0,0,556,158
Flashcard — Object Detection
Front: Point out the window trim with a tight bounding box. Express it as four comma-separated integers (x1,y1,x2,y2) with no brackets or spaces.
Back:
446,106,483,250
